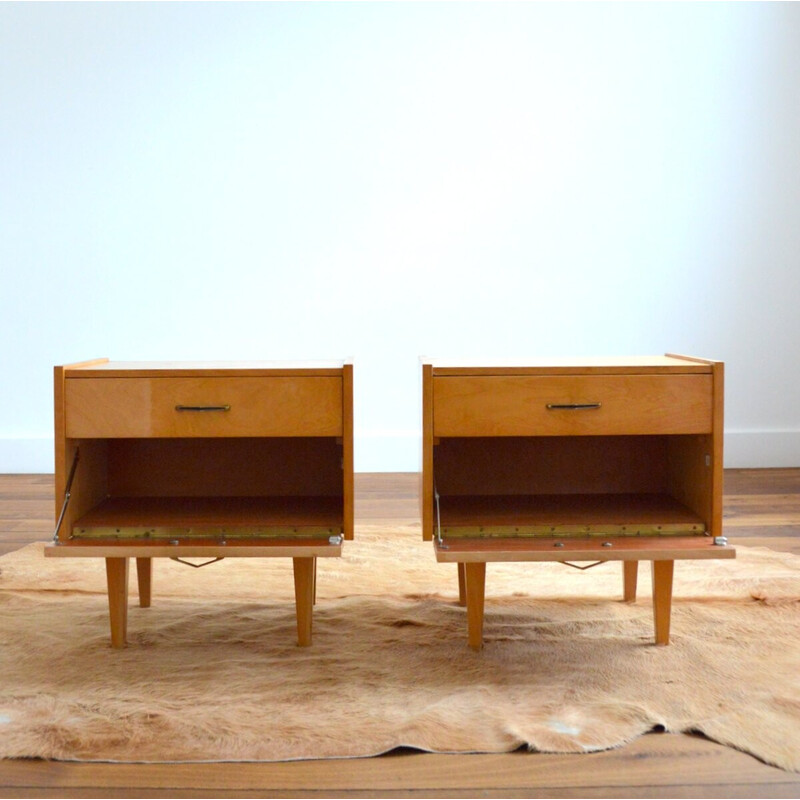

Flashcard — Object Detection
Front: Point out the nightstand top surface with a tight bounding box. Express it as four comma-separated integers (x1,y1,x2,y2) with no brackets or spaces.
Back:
62,360,348,378
422,355,715,375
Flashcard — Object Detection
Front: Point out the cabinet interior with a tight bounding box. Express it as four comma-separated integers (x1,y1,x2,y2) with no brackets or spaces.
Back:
432,435,713,537
63,437,344,539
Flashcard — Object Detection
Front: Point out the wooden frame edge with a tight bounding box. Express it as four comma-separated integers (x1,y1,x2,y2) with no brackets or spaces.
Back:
711,360,724,538
342,361,355,540
421,362,434,541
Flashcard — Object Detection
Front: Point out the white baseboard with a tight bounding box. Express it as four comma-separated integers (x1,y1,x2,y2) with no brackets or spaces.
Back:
0,438,53,473
723,431,800,468
354,430,422,473
1,431,798,473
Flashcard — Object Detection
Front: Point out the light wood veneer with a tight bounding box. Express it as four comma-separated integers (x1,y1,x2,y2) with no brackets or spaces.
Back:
47,358,354,648
421,354,733,649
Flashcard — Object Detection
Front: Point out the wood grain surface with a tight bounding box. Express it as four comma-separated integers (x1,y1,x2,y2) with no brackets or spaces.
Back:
65,376,343,438
432,374,713,436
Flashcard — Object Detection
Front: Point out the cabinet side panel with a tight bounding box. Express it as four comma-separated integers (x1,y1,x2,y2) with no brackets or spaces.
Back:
56,440,109,540
55,363,110,541
421,364,434,540
711,361,724,538
667,435,713,531
342,363,354,540
53,366,66,527
666,363,722,534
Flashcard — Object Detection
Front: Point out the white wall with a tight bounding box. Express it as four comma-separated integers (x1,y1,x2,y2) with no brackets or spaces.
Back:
1,2,799,472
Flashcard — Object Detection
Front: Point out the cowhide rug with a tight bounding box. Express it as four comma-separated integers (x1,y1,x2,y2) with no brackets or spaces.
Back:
0,526,798,769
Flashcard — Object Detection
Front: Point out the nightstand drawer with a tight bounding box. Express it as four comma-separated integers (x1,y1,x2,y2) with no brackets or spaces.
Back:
432,374,712,436
65,377,343,437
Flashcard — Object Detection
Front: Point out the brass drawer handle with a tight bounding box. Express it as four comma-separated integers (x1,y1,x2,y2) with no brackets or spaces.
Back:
175,404,231,412
546,403,602,410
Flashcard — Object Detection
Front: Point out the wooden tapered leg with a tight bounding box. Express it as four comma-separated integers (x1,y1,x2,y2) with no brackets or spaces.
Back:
136,557,152,608
293,557,315,647
457,562,467,606
312,557,317,606
464,562,487,651
105,557,129,649
651,560,675,646
623,560,638,602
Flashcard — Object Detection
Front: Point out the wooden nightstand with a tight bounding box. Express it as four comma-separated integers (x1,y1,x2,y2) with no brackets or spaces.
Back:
46,359,354,648
421,354,734,650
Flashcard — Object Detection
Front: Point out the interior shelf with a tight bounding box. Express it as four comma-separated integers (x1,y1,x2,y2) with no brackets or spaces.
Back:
73,495,343,540
436,493,706,537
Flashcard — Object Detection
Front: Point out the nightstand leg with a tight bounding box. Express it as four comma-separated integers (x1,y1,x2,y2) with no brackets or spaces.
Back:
623,561,638,602
457,562,467,606
105,557,129,649
651,560,675,645
312,557,317,606
465,562,486,651
136,557,152,608
293,557,315,647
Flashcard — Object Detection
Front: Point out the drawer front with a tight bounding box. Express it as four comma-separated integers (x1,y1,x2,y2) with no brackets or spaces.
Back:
65,377,343,437
433,375,713,436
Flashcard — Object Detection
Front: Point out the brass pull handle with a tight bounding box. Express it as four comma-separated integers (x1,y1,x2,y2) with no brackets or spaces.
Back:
175,405,231,412
546,403,602,410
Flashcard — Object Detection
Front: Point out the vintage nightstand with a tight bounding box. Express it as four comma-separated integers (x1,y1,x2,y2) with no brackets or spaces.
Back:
420,354,734,650
46,359,353,648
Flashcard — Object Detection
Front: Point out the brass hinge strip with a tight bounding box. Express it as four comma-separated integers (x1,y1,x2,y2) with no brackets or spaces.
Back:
440,523,705,538
72,525,341,540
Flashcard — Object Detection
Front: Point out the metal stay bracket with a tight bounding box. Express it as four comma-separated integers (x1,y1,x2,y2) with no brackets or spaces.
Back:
170,557,225,568
53,449,80,543
559,560,604,571
434,484,447,549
